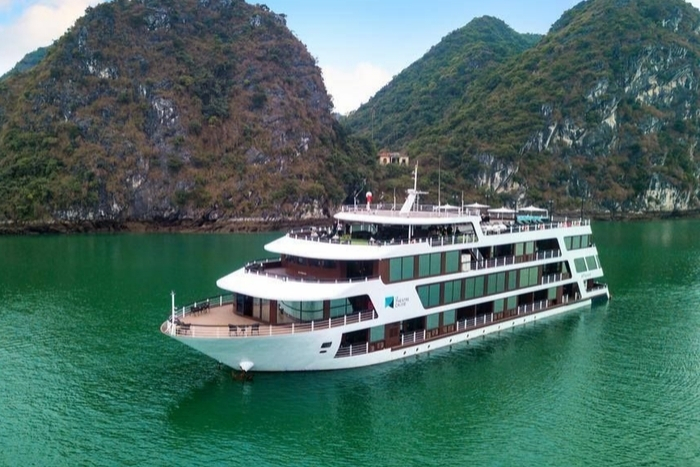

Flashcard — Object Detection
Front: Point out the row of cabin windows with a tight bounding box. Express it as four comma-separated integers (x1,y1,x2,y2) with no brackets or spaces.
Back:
389,251,460,282
367,309,454,343
388,240,549,284
574,255,600,273
367,286,561,344
416,265,557,309
286,255,337,269
564,235,591,251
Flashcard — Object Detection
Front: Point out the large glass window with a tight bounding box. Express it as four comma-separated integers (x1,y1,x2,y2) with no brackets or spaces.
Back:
507,296,517,310
574,257,587,273
519,269,528,288
417,285,430,306
445,251,459,274
451,279,462,302
487,273,498,295
390,256,414,282
443,309,456,325
330,298,351,318
586,255,597,271
529,267,538,286
507,271,517,290
370,325,385,342
417,283,442,308
402,257,414,279
516,242,524,256
429,283,440,307
465,277,475,299
548,287,557,300
474,276,485,297
427,313,440,330
525,241,534,254
418,254,430,277
496,272,505,293
389,258,402,282
430,253,441,275
494,299,504,313
444,281,453,304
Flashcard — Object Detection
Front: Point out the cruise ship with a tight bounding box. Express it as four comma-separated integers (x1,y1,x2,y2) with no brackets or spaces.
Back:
161,173,609,372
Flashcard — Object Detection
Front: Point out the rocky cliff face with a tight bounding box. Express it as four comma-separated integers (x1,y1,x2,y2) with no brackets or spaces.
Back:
0,0,348,224
348,0,700,215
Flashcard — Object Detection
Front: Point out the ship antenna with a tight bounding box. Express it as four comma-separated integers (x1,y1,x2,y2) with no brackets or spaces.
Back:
438,154,441,208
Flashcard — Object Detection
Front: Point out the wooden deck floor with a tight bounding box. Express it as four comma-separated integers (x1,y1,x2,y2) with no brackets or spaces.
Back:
179,304,260,326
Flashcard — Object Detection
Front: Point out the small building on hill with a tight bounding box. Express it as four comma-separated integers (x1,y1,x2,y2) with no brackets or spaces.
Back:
378,150,409,165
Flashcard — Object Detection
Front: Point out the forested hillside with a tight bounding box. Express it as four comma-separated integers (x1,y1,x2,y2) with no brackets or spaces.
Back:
347,0,700,215
0,0,373,227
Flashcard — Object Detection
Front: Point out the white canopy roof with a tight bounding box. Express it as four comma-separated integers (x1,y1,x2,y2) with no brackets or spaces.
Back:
464,202,490,209
488,207,516,214
518,205,547,213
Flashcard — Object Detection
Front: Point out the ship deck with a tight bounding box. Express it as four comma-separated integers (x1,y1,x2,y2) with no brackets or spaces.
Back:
177,304,258,326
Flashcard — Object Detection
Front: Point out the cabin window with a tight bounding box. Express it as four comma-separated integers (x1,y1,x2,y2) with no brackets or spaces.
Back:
574,257,587,273
465,276,486,299
586,256,597,271
426,313,440,330
370,325,385,342
418,254,430,277
330,298,351,318
452,279,462,302
443,309,456,325
417,285,429,306
445,251,459,273
430,253,441,275
442,279,462,304
494,299,504,314
389,256,414,282
474,276,485,297
529,267,538,286
444,281,453,304
390,258,402,282
573,236,581,249
582,235,590,247
525,241,535,255
429,284,440,307
507,271,517,291
507,296,517,310
280,300,324,321
496,272,506,293
548,287,557,300
487,273,497,295
417,283,442,308
565,236,573,250
515,242,524,256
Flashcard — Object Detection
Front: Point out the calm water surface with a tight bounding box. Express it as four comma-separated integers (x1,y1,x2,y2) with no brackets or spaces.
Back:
1,222,699,466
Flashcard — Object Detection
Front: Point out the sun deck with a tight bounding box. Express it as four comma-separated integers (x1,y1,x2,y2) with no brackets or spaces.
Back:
160,294,378,339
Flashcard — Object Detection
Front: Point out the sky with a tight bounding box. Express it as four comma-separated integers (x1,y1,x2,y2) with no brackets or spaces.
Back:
1,0,700,114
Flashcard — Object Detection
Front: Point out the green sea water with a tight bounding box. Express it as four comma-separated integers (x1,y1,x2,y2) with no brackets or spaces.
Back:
1,221,699,466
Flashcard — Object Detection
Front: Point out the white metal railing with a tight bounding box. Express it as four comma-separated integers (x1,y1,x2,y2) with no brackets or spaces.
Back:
244,261,378,284
482,219,590,236
167,305,378,339
467,249,561,272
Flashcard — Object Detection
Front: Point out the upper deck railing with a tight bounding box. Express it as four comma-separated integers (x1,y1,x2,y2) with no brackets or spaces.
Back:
285,219,591,248
339,203,481,218
161,293,378,339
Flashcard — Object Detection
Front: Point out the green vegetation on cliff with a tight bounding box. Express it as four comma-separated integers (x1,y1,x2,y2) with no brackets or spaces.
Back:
347,0,700,213
0,0,373,223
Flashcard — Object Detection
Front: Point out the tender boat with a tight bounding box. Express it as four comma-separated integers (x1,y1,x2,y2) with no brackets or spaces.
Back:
161,168,609,372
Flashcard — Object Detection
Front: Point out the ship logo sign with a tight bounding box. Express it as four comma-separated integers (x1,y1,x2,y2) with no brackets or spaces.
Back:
385,296,409,309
